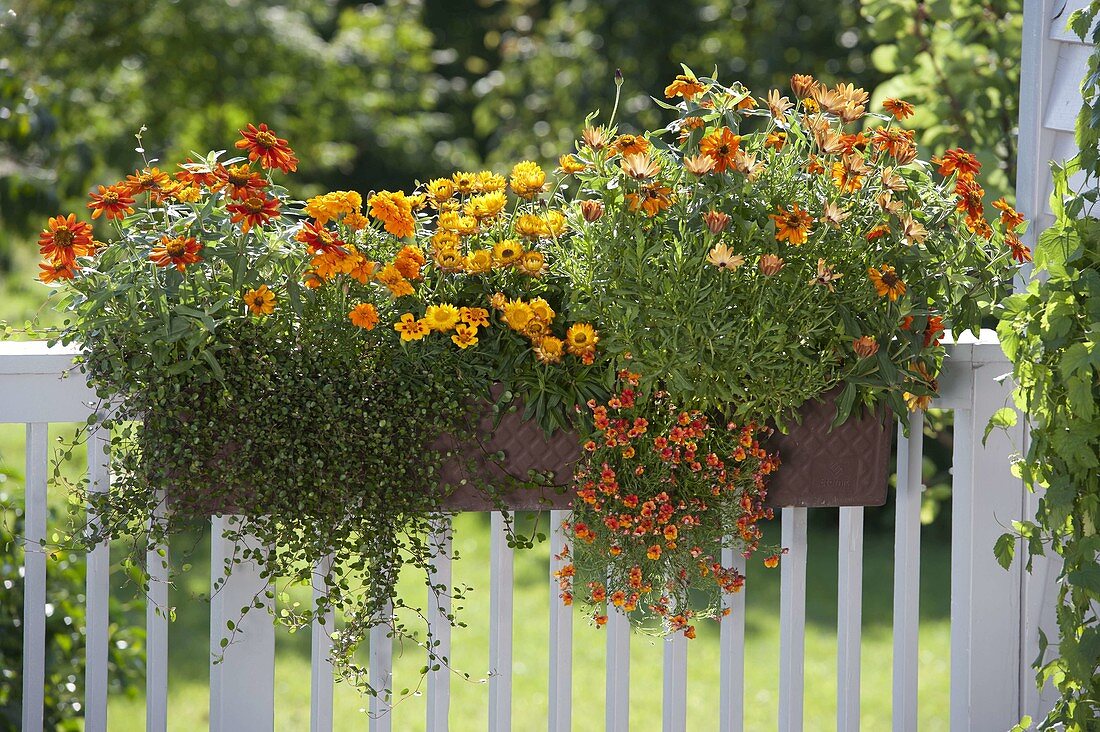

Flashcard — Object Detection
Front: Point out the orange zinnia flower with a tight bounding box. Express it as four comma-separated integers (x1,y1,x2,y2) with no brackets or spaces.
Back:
234,123,298,173
87,184,135,220
699,127,741,172
992,197,1026,231
1006,232,1033,263
39,214,95,267
664,72,706,100
882,97,915,120
769,204,813,245
933,148,981,179
296,220,343,255
868,265,906,301
243,284,276,315
38,262,77,283
955,178,985,220
150,236,203,271
122,167,172,199
175,159,221,188
923,315,945,347
216,163,267,200
228,194,281,233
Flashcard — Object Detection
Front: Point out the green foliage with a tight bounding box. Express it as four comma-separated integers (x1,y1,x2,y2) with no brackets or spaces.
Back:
860,0,1023,201
0,493,144,731
995,4,1100,727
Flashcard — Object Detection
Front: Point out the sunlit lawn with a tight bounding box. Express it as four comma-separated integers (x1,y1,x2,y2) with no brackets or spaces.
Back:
1,421,951,731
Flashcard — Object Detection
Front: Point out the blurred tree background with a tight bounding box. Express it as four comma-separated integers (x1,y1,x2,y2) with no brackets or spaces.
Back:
1,0,1021,273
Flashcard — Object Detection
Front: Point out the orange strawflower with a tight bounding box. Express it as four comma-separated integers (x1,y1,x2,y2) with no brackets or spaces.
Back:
234,123,298,173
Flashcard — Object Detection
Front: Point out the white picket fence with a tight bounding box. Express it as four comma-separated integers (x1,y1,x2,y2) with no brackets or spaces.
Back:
0,332,1053,731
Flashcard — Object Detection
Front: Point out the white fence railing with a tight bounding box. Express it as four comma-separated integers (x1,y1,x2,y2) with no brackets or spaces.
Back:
0,333,1054,731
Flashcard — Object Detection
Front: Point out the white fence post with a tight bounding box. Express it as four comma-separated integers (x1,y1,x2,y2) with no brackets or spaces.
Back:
941,335,1028,730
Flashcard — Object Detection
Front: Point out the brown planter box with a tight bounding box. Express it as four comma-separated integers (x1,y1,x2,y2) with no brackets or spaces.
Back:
763,388,893,508
438,387,892,511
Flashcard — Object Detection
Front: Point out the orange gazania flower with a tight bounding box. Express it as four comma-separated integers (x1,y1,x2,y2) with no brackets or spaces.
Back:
882,97,915,120
87,184,135,220
769,204,813,245
122,167,172,199
620,152,661,179
228,194,281,233
150,236,203,271
39,214,95,267
992,197,1026,231
933,148,981,179
38,262,77,284
683,153,717,176
216,163,267,200
349,303,379,330
243,285,276,315
234,123,299,174
699,127,741,172
664,72,706,100
625,185,674,217
868,265,906,301
368,191,416,238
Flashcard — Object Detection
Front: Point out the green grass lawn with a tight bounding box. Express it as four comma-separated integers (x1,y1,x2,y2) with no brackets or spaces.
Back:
1,423,951,731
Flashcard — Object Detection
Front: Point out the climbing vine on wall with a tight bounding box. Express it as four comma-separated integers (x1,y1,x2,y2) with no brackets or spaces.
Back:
995,3,1100,729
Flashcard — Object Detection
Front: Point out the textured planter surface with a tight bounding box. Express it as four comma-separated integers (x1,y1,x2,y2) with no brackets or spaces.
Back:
436,399,579,511
763,388,892,508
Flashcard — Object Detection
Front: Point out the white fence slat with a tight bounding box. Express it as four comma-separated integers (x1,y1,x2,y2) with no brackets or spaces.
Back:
837,506,864,732
951,350,1029,729
547,509,572,732
209,515,275,732
778,507,808,732
892,417,923,732
662,614,687,732
21,423,48,732
145,492,169,732
718,548,746,732
488,512,514,731
369,602,393,732
310,554,335,732
605,593,630,732
426,518,453,732
84,428,111,732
